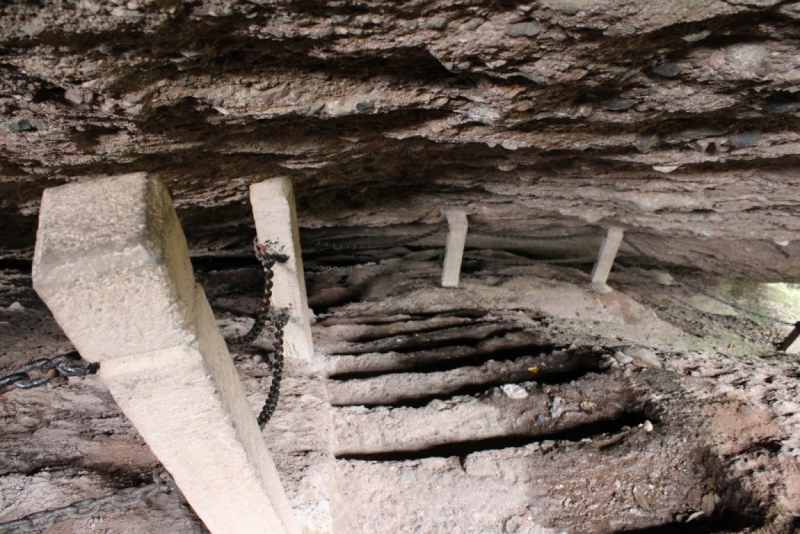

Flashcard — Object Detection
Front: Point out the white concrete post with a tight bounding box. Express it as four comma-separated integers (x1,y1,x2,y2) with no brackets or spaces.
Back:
590,227,625,285
441,210,468,288
32,173,301,534
249,177,314,362
779,322,800,353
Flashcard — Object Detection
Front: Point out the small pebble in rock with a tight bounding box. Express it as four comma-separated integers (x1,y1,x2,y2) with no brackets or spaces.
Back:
580,400,597,414
505,21,540,37
633,131,661,153
725,131,761,149
7,302,24,311
501,384,529,399
614,351,633,365
643,420,654,432
601,98,637,111
632,486,651,511
683,30,710,42
652,62,681,78
8,119,40,132
624,346,662,369
355,101,374,113
686,511,705,522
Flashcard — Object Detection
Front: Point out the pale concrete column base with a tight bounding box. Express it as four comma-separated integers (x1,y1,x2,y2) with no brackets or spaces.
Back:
32,173,301,534
250,177,315,363
441,210,468,288
778,322,800,353
590,227,625,286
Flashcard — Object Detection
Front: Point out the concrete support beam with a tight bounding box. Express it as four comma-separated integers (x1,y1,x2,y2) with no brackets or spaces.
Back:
441,210,468,288
249,178,314,362
32,173,301,534
778,322,800,353
591,227,625,285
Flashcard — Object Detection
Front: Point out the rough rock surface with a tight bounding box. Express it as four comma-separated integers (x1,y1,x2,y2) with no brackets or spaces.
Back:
0,1,800,279
3,2,800,533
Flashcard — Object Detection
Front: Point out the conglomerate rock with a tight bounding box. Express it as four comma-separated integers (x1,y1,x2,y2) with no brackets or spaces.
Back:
0,1,799,279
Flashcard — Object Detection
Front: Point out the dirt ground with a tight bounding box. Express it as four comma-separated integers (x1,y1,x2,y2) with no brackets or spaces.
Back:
2,245,800,533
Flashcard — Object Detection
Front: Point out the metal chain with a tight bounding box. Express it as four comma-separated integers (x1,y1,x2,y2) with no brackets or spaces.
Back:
468,228,599,242
257,309,289,428
310,224,446,251
226,237,289,428
0,468,175,534
304,262,387,273
463,252,597,266
623,237,795,327
227,238,288,347
0,352,98,395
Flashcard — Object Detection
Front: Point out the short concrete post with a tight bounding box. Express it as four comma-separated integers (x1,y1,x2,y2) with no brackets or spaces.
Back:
591,227,624,285
32,173,301,534
778,322,800,353
441,210,468,288
249,177,314,362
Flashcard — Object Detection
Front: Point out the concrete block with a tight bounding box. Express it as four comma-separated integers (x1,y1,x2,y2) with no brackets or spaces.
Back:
250,177,314,362
32,173,197,362
32,173,301,534
779,322,800,353
441,210,468,288
590,227,624,285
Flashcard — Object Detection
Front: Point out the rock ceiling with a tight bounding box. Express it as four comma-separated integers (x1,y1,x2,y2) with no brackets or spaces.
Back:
1,0,800,279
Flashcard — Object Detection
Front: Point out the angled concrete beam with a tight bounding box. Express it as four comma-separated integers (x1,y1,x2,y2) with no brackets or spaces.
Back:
249,178,314,362
441,210,468,288
591,227,625,285
778,322,800,353
32,173,300,534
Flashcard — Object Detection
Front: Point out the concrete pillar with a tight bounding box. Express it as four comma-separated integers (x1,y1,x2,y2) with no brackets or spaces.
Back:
249,178,314,362
32,173,301,534
591,227,624,285
778,322,800,353
441,210,468,288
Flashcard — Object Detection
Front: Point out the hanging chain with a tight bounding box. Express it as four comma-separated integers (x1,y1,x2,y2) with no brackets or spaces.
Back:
227,237,290,429
0,468,175,534
468,228,599,241
257,308,289,427
310,223,446,251
0,352,98,395
623,237,795,327
463,252,597,266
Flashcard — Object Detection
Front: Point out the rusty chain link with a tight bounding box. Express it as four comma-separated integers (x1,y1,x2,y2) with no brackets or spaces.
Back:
463,252,597,266
310,224,598,252
468,227,600,242
227,237,289,428
0,468,175,534
0,352,98,395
